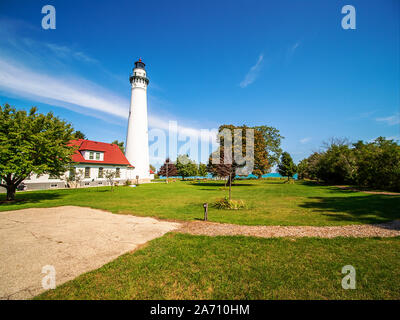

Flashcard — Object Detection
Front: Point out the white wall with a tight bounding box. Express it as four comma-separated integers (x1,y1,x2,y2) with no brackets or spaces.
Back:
24,164,129,184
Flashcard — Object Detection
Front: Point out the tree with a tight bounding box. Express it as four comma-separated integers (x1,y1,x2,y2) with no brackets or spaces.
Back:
316,139,356,184
254,125,283,168
73,130,86,140
0,104,75,201
198,163,208,177
297,152,322,180
63,168,84,188
111,140,125,154
252,129,270,178
176,154,198,180
157,158,178,183
353,137,400,191
149,164,156,173
104,169,116,191
211,125,273,179
277,152,297,181
208,147,243,200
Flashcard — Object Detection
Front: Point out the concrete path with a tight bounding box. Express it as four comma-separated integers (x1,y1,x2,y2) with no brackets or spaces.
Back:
0,206,180,300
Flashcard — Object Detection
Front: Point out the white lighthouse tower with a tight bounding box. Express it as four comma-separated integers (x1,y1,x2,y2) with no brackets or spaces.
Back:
125,58,151,182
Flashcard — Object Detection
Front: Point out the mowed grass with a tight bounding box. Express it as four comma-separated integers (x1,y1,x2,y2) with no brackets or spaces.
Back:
36,233,400,300
1,180,399,226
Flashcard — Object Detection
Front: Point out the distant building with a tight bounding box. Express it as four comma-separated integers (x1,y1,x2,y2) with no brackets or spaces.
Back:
22,139,154,191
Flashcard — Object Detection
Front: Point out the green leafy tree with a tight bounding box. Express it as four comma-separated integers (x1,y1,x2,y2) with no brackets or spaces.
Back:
73,130,86,140
209,125,276,179
277,152,297,181
297,152,322,180
0,104,75,200
208,125,254,182
316,139,356,184
111,140,125,154
176,154,198,180
353,137,400,191
254,125,283,168
198,163,208,177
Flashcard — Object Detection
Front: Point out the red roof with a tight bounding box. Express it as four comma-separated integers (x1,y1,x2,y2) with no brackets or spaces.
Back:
69,139,132,166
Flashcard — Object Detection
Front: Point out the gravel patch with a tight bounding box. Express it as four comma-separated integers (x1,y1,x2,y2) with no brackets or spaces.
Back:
177,220,400,238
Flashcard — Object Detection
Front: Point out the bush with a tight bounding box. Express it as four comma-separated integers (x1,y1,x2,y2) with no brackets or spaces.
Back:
124,180,132,186
297,137,400,191
213,197,246,210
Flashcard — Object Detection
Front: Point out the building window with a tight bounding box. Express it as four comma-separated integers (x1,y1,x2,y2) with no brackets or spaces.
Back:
96,152,100,160
69,168,75,179
89,152,94,160
98,167,104,178
85,167,90,178
116,168,120,178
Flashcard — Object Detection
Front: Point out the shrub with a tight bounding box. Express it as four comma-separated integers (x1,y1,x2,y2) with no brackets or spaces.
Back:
213,197,246,210
124,180,132,186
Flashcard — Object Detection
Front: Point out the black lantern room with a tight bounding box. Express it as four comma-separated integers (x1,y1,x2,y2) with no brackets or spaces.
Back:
134,58,145,70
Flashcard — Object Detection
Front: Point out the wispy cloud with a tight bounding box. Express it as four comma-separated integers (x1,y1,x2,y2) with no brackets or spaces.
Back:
291,41,300,52
285,40,301,65
0,19,216,151
0,54,216,145
299,137,311,144
0,56,128,118
239,54,264,88
376,113,400,126
45,43,98,63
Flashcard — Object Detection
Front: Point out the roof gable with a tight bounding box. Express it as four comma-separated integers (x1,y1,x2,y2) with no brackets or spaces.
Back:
69,139,131,166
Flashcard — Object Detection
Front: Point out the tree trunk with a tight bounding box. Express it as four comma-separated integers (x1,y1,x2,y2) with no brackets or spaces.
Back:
6,184,16,201
229,174,232,201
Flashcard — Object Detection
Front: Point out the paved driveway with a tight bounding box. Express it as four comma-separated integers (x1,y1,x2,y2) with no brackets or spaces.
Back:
0,206,180,299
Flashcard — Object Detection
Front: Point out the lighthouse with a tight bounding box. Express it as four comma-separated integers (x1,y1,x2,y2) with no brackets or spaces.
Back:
125,58,151,182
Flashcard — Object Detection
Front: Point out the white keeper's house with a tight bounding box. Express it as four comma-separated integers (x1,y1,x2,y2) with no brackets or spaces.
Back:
20,58,154,190
23,139,155,190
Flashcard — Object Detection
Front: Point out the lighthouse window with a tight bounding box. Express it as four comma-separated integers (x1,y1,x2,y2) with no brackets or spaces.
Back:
116,168,120,178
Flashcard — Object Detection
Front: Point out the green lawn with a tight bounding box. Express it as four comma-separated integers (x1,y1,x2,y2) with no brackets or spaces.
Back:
36,233,400,300
1,179,399,226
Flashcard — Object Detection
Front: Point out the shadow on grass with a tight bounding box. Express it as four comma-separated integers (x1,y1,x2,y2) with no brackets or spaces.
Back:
0,192,63,206
299,195,400,224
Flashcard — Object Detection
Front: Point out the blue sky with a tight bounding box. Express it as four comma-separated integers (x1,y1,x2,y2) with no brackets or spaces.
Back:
0,0,399,168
